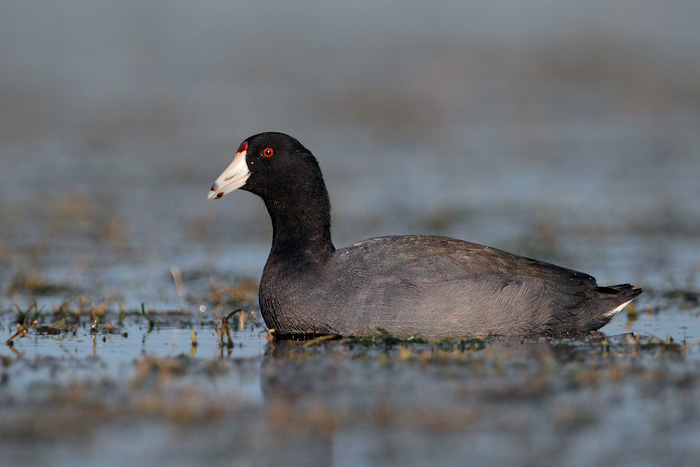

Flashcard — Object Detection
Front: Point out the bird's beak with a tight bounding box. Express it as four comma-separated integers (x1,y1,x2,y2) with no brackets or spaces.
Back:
208,150,250,200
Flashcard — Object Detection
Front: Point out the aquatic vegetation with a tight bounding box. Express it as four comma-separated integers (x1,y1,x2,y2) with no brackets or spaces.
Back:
91,302,105,332
344,328,428,348
5,320,38,345
342,328,488,353
434,337,487,352
205,278,258,310
625,302,639,325
141,303,155,329
215,309,238,349
300,334,340,348
13,301,42,325
637,336,683,353
6,270,72,296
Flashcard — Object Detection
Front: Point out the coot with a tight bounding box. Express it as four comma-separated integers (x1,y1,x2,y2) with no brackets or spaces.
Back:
208,132,642,338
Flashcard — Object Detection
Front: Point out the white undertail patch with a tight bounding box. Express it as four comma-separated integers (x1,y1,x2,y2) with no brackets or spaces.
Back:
603,299,633,318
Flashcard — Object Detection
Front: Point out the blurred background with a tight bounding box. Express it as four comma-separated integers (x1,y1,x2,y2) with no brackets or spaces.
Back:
1,1,699,309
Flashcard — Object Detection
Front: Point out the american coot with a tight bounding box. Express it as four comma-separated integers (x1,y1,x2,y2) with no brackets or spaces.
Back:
208,132,642,338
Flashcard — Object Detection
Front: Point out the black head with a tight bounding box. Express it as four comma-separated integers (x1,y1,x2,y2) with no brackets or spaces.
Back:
208,132,335,258
208,132,325,202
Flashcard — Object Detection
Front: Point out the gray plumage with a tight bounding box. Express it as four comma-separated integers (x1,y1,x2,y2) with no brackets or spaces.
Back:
261,235,640,338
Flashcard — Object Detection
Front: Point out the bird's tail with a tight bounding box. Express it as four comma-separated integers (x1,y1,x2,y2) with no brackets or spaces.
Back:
598,284,644,317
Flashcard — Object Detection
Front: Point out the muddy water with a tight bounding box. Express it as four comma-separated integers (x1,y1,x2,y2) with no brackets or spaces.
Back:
2,1,700,466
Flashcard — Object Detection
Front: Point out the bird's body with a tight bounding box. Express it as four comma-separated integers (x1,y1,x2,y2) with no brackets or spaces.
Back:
208,132,642,339
261,235,638,337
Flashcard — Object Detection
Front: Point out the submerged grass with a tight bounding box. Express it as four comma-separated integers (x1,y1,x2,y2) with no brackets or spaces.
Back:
343,328,486,352
344,328,428,348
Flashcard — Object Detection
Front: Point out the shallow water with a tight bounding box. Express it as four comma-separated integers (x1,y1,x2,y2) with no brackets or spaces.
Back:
3,301,700,466
1,319,266,406
2,1,700,466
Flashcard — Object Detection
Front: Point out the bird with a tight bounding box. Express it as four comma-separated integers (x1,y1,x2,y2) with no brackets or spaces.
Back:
207,132,642,339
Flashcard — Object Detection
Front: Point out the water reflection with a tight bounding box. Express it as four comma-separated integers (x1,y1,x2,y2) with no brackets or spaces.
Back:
257,332,699,467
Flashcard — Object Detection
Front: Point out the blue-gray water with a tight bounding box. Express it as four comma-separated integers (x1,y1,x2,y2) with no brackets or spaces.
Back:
1,2,700,466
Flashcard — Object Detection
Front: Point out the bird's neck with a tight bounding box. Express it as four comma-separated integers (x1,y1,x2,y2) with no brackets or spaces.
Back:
264,196,335,266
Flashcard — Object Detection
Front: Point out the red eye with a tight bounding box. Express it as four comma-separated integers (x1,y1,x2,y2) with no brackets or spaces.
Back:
236,141,248,154
263,148,274,157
